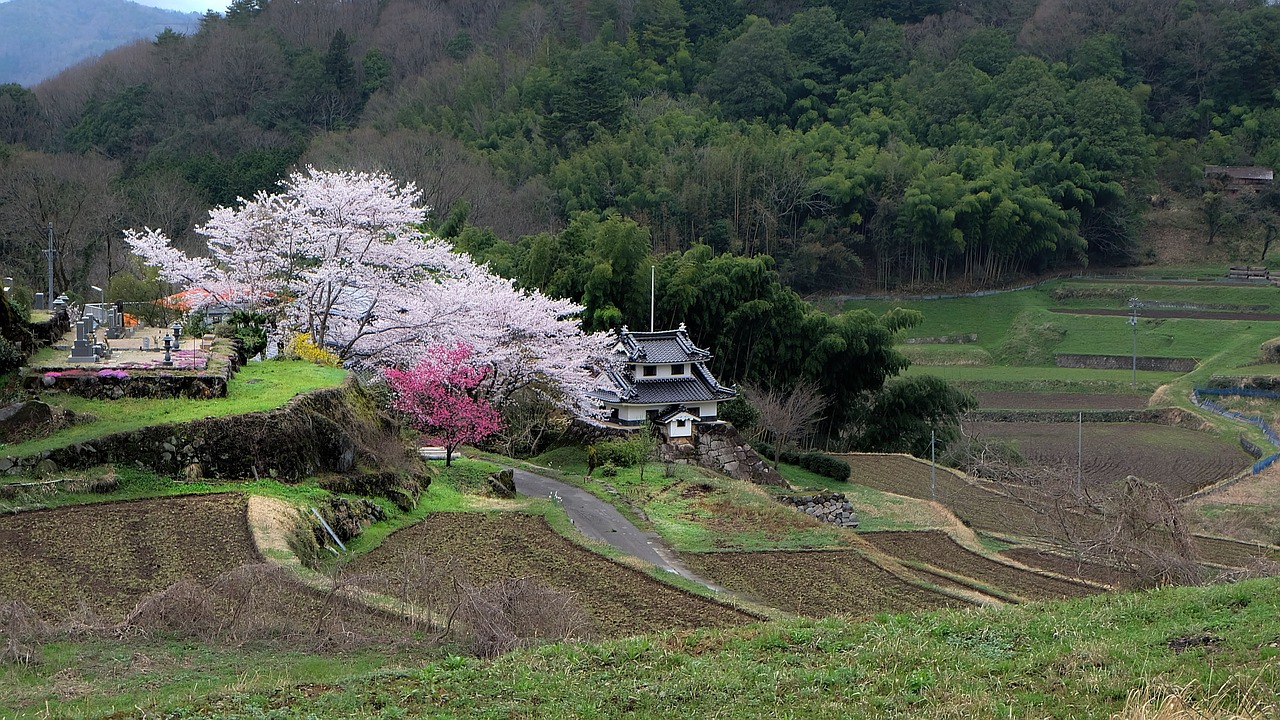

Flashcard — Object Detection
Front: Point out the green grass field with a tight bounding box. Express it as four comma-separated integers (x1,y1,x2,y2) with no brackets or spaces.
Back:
3,361,347,457
5,576,1277,718
848,280,1280,371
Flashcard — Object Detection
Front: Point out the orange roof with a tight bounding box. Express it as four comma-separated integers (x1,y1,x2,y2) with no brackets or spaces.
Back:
155,288,242,311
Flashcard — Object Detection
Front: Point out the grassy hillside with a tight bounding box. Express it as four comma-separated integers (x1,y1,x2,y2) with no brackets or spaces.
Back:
2,360,347,457
4,575,1277,718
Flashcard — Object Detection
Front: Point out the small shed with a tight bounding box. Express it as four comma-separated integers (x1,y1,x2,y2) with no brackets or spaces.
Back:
655,405,701,438
1204,165,1274,194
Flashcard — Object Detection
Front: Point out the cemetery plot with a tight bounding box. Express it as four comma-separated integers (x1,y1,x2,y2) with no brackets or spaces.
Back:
975,392,1148,410
677,549,968,618
0,494,260,619
348,512,755,637
861,531,1098,601
963,421,1249,498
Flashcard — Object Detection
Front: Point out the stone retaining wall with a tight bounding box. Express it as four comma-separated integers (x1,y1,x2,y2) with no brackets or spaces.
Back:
1208,375,1280,391
659,422,785,486
776,493,859,528
1,385,370,480
904,333,978,344
29,310,71,349
23,342,242,400
966,407,1209,430
1054,353,1198,372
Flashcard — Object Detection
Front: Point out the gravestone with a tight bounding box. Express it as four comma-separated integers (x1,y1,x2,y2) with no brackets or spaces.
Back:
67,318,97,362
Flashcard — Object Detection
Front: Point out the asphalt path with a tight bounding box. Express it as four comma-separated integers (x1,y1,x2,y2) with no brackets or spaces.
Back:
510,467,714,587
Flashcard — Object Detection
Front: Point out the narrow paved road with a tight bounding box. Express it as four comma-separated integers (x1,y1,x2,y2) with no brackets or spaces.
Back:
510,467,716,588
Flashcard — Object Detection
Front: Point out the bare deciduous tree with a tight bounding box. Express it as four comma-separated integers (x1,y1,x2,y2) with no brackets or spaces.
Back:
951,435,1203,588
740,380,828,464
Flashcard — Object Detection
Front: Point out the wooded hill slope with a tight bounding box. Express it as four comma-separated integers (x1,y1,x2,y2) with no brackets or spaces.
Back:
2,0,1278,298
0,0,200,86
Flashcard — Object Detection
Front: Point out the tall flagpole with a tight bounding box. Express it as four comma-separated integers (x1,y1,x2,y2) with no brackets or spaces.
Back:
650,265,655,332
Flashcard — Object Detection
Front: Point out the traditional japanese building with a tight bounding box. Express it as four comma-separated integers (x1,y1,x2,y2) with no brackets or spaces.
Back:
591,324,736,436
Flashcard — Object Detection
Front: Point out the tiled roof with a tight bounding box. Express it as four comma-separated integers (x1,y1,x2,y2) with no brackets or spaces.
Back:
594,325,737,408
621,377,734,405
618,326,713,363
655,405,699,423
1205,165,1274,181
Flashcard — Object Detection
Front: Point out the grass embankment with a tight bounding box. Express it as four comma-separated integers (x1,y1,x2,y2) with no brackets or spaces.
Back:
5,576,1277,718
3,360,347,457
844,277,1280,447
531,446,943,551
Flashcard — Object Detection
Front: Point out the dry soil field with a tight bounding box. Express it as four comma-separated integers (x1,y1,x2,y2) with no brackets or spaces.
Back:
861,531,1099,601
678,549,967,617
348,512,756,637
962,421,1248,498
0,494,260,619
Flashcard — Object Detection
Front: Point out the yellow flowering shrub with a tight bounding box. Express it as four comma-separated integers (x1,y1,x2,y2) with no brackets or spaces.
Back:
282,332,341,367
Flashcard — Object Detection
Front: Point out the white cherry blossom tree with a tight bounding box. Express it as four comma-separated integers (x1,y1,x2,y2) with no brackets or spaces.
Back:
124,167,610,413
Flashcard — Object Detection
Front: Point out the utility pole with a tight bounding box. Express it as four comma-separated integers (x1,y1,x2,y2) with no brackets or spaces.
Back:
930,429,937,502
45,222,56,300
1128,297,1139,387
1077,411,1083,496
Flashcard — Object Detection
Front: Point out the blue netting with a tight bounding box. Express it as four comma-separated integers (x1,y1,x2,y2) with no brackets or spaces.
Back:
1193,388,1280,468
1197,386,1280,400
1254,453,1280,474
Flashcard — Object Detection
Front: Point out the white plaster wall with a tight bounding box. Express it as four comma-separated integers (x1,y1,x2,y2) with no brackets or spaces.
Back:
617,405,648,422
667,419,693,437
630,363,692,381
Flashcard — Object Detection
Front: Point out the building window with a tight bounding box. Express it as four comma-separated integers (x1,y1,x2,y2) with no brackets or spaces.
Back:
643,365,657,376
676,419,687,428
671,364,685,375
647,409,660,421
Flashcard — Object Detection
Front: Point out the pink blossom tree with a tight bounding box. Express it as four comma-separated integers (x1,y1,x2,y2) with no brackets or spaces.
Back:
384,342,503,466
123,167,612,415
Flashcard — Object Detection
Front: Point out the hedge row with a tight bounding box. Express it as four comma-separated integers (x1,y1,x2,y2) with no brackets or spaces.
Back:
751,441,850,482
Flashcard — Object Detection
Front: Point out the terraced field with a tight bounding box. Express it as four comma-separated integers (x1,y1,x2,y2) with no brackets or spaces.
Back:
861,531,1098,601
0,494,260,619
678,549,967,617
963,421,1249,497
348,512,755,636
974,392,1149,410
999,549,1130,588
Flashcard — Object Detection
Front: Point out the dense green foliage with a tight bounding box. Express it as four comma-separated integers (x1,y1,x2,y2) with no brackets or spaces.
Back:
750,441,852,481
5,0,1280,297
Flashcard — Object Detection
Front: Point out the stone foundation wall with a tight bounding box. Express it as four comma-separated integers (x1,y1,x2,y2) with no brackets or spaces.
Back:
776,493,860,528
1,385,386,481
23,343,242,400
29,310,71,349
903,333,978,344
966,407,1209,431
659,422,785,486
1054,353,1198,372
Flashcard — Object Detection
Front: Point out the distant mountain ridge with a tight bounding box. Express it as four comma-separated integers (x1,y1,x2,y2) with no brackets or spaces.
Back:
0,0,199,86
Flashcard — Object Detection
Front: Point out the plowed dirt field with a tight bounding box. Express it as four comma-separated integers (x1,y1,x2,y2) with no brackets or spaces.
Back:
963,421,1248,497
0,494,260,619
678,549,967,617
862,531,1098,601
349,512,755,636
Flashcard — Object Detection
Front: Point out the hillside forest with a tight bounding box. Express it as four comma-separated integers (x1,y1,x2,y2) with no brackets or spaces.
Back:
2,0,1280,445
